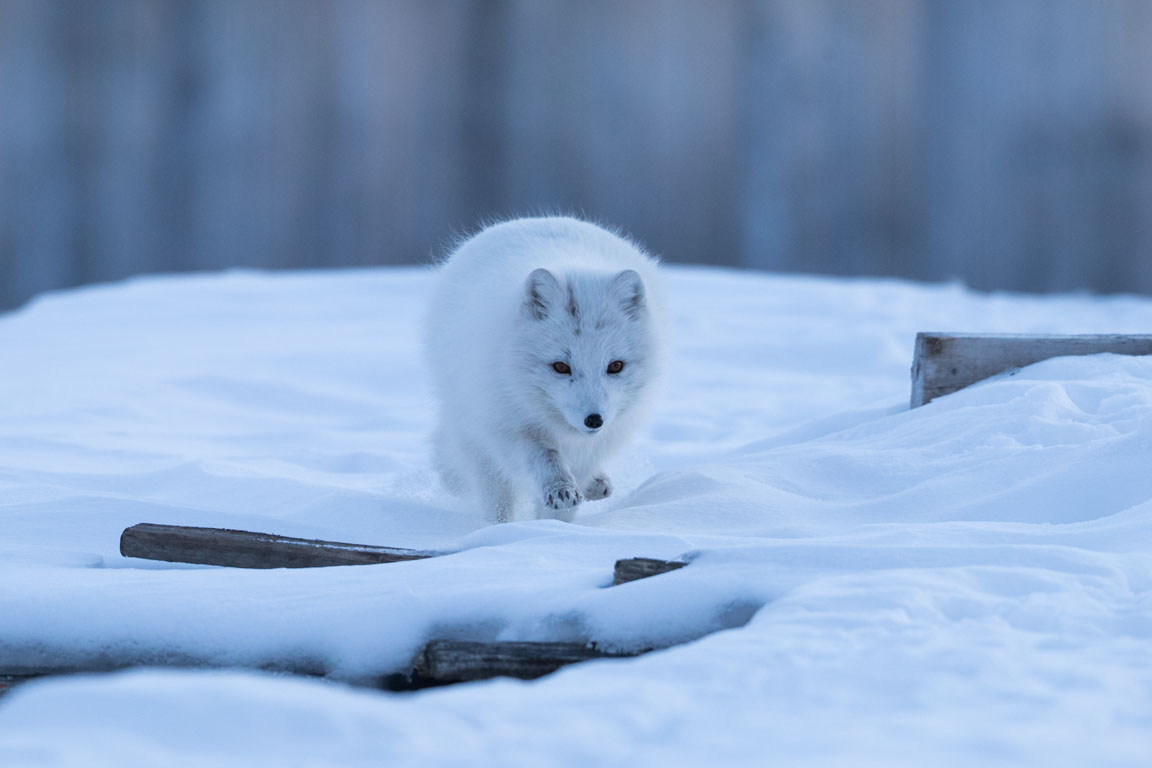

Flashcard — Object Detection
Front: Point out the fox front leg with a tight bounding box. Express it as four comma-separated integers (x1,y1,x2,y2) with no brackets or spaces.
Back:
519,431,582,520
583,474,612,501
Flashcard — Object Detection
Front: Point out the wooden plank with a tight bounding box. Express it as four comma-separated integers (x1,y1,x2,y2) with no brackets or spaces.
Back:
612,557,687,586
119,525,695,583
1,640,650,693
0,660,333,697
119,523,444,568
5,556,690,688
413,640,642,683
85,528,694,687
6,552,690,690
910,333,1152,407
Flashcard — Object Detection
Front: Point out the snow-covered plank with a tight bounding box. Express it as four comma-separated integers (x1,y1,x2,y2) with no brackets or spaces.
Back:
0,535,694,692
0,639,653,694
413,640,642,684
0,660,335,700
910,332,1152,407
119,523,444,568
612,557,687,585
121,524,692,585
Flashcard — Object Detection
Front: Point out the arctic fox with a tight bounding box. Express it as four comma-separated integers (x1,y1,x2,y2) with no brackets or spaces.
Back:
424,217,666,523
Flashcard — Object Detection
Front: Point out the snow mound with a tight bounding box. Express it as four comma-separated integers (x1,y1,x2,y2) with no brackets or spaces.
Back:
2,268,1152,766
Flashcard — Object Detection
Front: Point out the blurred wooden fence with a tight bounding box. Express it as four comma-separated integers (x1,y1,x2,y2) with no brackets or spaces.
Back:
2,0,1151,311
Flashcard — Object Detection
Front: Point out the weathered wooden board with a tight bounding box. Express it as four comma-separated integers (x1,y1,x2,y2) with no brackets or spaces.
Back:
3,553,691,692
119,523,443,568
0,638,650,696
910,333,1152,407
612,557,687,585
1,527,693,691
0,660,330,698
413,640,642,683
121,523,693,586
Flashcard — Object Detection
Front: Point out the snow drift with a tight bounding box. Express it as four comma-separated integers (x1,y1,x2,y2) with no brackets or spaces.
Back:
1,267,1151,766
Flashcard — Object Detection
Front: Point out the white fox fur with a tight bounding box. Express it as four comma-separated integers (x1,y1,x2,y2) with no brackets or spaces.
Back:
424,217,667,523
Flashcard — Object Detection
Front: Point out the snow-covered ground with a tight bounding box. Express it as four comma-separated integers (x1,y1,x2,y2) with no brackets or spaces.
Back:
2,266,1151,767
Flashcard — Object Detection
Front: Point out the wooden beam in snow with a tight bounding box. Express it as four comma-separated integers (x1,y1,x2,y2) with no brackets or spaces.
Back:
119,523,443,568
7,547,691,692
120,524,692,588
0,640,653,695
910,332,1152,407
413,639,642,683
612,557,687,585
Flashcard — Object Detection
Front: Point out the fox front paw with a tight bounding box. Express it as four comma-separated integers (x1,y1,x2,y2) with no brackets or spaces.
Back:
543,479,583,511
584,474,612,500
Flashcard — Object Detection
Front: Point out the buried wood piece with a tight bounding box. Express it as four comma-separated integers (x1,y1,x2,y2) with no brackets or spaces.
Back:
13,547,694,691
0,658,333,698
910,333,1152,408
414,640,643,683
5,557,694,691
120,523,444,569
612,557,688,586
121,525,695,580
1,641,653,694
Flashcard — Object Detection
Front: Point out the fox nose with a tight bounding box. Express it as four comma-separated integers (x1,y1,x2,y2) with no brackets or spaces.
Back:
584,413,603,430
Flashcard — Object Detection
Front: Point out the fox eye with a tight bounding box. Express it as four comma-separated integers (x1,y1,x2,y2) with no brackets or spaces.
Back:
606,360,625,374
552,361,572,375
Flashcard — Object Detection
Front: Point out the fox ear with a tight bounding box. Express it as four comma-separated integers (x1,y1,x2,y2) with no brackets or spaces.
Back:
523,268,563,320
610,269,646,320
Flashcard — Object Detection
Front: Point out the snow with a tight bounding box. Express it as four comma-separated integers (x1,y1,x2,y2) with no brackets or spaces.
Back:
2,266,1152,766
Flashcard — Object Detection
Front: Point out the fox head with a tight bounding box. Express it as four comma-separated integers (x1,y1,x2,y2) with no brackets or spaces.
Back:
514,267,657,436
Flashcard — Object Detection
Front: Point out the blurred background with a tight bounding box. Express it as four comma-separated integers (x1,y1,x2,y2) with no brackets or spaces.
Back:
2,0,1151,313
